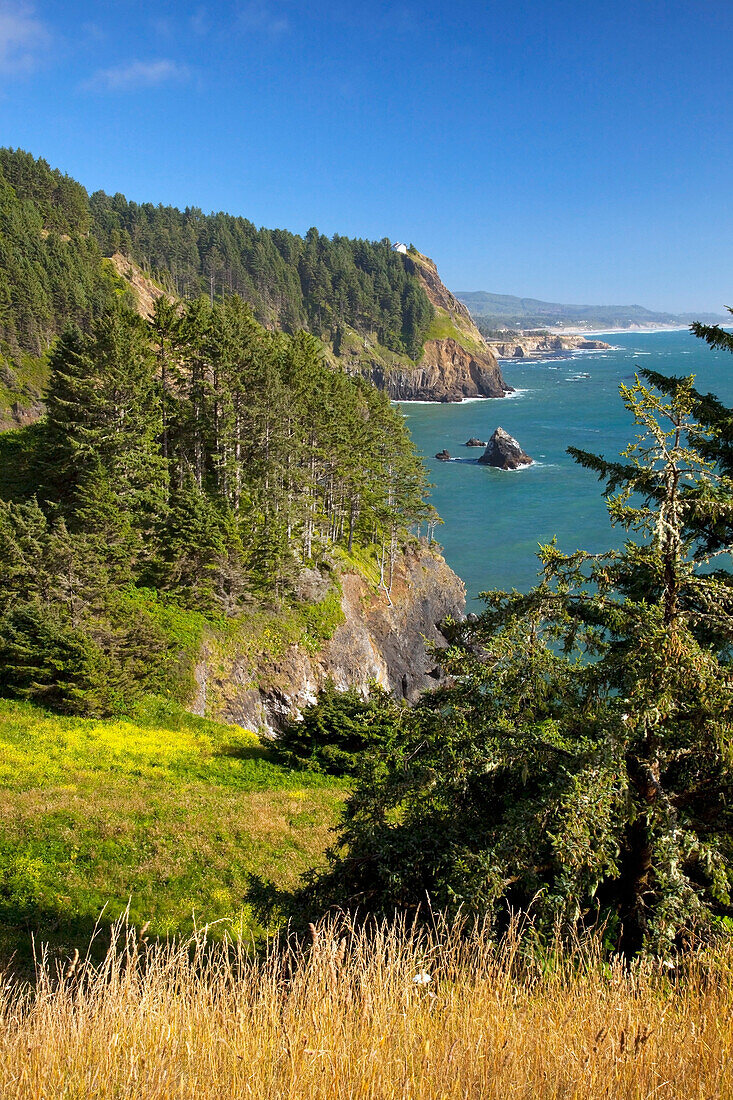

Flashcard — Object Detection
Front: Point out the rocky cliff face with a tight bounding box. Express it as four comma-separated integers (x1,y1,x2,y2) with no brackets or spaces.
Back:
349,252,510,402
486,334,611,359
367,337,509,401
197,543,466,734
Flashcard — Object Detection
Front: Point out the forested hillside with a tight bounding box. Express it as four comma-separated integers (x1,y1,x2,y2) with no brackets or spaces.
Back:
0,289,434,717
0,149,128,425
89,193,434,357
0,148,436,427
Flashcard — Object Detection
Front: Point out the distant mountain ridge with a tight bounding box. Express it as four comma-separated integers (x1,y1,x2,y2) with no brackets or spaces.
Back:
456,290,727,332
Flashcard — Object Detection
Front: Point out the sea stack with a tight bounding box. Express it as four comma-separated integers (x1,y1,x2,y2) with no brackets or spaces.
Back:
435,449,451,461
464,437,487,447
477,427,533,470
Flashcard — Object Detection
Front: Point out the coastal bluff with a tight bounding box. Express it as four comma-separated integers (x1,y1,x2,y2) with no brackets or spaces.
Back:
486,333,611,359
194,542,466,734
339,251,511,403
367,337,507,402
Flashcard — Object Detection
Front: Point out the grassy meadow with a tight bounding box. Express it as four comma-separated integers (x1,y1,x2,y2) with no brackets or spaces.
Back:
0,699,346,967
2,916,732,1099
2,700,732,1098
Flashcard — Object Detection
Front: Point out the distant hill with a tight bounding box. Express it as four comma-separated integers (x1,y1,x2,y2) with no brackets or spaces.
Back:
456,290,728,333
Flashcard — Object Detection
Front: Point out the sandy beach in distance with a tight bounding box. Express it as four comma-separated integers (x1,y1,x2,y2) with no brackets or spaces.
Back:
546,324,692,337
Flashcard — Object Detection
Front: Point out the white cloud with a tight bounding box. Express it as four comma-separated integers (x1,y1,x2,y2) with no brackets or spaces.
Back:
0,2,50,74
238,1,290,35
84,58,190,92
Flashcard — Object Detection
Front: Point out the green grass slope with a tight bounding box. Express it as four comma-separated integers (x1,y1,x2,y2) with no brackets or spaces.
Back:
0,699,346,969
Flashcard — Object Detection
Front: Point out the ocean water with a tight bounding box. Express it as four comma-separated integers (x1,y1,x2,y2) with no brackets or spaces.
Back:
400,329,733,605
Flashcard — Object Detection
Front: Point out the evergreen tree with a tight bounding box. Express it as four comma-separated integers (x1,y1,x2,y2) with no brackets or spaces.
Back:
276,681,405,776
298,375,733,957
42,302,166,544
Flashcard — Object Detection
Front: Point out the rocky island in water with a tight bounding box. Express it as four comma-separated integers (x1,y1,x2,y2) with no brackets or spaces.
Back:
477,427,533,470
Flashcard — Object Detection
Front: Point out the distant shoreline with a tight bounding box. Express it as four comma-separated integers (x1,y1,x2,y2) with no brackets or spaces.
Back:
545,324,692,337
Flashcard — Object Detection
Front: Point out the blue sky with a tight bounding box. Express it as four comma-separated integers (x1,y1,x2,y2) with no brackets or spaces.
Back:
2,0,731,312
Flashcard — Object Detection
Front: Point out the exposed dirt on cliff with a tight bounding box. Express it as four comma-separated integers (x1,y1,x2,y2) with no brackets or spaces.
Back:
199,543,466,734
108,253,174,319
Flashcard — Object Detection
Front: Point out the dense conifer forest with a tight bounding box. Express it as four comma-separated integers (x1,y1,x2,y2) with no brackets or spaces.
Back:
0,147,434,387
0,149,121,370
0,147,435,718
88,193,434,358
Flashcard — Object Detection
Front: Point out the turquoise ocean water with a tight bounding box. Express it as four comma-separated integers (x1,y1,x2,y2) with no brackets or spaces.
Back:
399,329,733,604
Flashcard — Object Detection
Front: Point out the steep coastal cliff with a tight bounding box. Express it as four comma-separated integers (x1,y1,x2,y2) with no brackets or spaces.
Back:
197,542,466,734
335,251,510,402
397,252,509,400
364,337,508,401
108,252,172,318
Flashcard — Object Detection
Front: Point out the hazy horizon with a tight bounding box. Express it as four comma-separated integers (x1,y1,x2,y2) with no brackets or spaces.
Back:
454,289,728,320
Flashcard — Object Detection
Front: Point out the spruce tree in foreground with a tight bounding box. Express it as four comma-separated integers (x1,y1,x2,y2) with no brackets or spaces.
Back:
298,374,733,957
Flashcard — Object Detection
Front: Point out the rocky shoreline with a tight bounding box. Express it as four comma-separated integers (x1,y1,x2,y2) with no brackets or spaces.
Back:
485,334,611,359
369,337,510,402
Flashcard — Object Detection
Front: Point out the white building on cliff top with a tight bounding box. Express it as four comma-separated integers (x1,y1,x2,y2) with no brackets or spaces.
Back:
392,242,408,254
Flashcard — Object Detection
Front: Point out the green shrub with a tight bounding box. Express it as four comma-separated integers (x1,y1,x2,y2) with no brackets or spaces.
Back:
276,681,407,776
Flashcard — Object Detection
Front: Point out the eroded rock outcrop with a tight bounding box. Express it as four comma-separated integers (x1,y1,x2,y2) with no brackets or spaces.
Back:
486,334,611,359
354,251,511,402
368,338,509,402
478,427,533,470
198,543,466,733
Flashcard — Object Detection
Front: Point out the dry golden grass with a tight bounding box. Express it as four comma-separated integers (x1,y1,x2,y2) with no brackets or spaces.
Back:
2,916,732,1099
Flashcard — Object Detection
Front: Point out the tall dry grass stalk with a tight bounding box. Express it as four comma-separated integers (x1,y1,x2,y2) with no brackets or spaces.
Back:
1,914,731,1098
